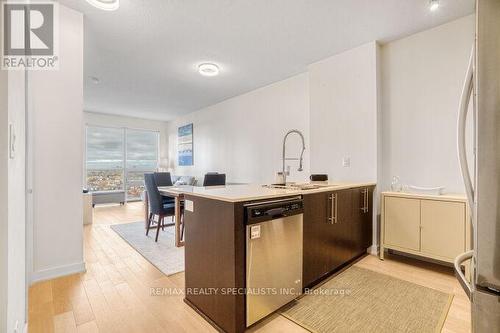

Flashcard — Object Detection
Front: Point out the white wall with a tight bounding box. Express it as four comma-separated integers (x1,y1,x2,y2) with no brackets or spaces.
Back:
308,42,380,249
84,112,169,164
380,15,475,193
309,42,379,182
167,73,310,184
29,5,84,282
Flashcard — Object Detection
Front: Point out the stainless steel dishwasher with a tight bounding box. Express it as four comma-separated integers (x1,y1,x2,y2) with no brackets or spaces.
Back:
245,196,303,327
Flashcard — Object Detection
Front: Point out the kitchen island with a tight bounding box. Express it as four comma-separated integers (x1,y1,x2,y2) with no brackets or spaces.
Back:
181,182,375,333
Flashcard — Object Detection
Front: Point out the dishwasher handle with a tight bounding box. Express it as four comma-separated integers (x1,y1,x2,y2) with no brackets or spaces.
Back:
266,207,286,217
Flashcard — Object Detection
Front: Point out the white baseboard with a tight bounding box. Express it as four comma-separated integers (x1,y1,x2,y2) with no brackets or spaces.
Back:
367,245,379,256
30,261,86,284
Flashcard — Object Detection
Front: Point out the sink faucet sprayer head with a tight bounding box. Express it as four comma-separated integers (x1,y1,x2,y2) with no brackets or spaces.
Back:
282,129,306,182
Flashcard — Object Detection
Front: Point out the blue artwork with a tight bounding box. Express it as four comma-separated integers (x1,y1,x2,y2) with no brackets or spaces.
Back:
178,123,193,166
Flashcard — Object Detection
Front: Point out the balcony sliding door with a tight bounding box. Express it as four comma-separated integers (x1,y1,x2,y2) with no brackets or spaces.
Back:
125,129,159,200
86,126,159,202
86,126,125,192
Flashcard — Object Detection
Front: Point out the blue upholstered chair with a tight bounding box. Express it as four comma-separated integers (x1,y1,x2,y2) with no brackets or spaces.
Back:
153,172,173,186
154,172,175,205
144,173,176,242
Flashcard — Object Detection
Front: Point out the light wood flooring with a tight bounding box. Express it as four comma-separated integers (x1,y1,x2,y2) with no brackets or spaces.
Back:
28,202,471,333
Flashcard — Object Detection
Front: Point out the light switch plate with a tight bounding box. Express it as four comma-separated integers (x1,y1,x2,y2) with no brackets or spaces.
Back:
185,199,194,212
342,157,350,167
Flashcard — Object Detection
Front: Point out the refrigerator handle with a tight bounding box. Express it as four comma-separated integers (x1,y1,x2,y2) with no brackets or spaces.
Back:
454,250,474,300
457,46,475,217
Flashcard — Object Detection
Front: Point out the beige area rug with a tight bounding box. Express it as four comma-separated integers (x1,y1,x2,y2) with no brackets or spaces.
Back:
111,222,184,276
281,266,453,333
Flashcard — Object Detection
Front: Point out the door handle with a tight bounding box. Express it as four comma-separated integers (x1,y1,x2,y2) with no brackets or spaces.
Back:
453,250,473,300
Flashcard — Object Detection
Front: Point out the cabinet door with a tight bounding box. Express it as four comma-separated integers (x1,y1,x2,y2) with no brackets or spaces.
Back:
362,188,374,250
420,200,465,260
328,189,353,270
302,192,331,287
384,196,421,251
352,187,373,256
351,188,364,256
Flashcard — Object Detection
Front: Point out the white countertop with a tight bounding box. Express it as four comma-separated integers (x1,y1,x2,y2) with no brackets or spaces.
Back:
159,182,376,203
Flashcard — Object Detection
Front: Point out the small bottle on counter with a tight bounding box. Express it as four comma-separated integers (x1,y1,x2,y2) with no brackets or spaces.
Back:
391,176,402,192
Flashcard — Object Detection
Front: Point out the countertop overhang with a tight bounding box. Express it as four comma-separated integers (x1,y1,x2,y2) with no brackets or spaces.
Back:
159,182,376,203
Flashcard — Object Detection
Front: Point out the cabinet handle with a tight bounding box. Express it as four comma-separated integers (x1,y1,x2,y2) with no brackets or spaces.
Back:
360,189,366,212
361,188,369,213
360,189,366,213
328,194,333,223
365,188,369,213
334,194,338,224
328,193,337,224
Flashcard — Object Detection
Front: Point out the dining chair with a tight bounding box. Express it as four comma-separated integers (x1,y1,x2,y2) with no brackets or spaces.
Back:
154,172,175,205
154,172,173,186
203,173,226,186
144,173,177,242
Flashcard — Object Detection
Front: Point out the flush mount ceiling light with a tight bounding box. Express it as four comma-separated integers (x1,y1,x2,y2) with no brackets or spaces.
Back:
86,0,119,11
198,63,220,77
429,0,440,11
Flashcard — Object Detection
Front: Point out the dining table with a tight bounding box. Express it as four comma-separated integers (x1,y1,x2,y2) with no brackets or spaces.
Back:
143,185,195,247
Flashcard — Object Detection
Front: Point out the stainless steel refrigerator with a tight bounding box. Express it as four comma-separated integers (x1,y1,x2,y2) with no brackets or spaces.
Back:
455,0,500,332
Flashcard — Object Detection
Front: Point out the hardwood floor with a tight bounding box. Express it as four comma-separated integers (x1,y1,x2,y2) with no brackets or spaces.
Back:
28,202,471,333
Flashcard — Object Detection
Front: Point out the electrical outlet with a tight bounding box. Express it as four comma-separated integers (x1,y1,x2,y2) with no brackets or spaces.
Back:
342,157,351,167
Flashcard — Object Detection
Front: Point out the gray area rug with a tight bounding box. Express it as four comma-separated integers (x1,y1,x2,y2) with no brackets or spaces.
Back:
110,222,185,276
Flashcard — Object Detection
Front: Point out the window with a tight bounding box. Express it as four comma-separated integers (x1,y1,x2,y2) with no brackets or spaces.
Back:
86,126,124,192
126,129,159,200
85,126,159,201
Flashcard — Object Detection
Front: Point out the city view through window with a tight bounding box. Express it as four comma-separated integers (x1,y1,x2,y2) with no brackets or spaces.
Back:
86,126,159,201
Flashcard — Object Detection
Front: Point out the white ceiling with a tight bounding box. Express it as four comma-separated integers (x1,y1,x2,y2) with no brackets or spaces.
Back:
58,0,474,121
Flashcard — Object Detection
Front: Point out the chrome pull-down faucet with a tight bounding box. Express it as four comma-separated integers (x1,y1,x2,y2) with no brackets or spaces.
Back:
282,129,306,184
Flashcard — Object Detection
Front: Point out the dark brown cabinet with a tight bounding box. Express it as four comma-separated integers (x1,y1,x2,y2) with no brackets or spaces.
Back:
303,186,374,288
302,192,332,286
351,187,373,256
327,189,353,271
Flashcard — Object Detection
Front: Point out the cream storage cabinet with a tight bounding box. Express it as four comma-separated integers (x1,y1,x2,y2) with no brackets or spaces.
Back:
380,192,469,263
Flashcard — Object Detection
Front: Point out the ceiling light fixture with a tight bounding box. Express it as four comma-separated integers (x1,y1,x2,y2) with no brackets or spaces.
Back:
85,0,119,11
429,0,440,11
198,63,220,77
